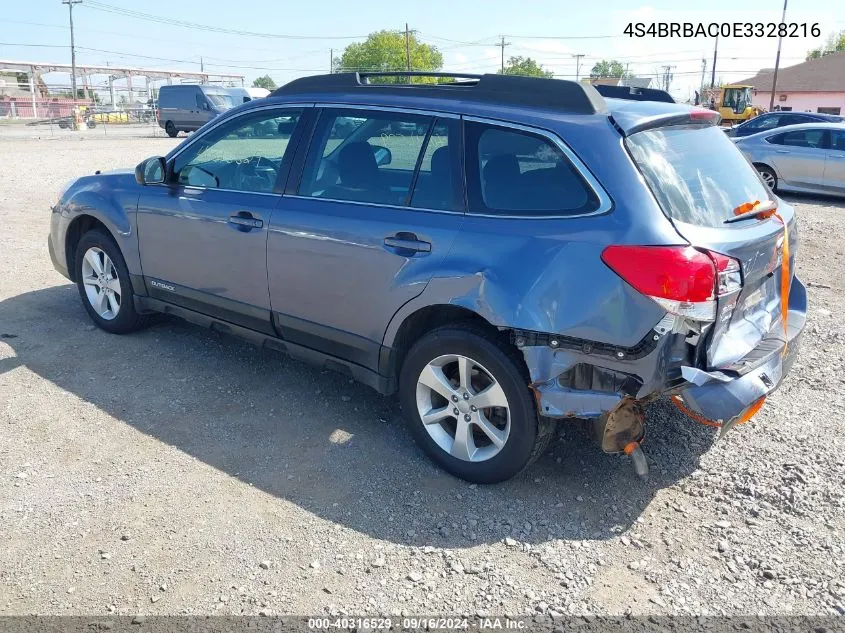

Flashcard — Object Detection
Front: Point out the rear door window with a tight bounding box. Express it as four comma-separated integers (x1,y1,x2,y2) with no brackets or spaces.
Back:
830,130,845,152
409,119,462,212
298,109,434,206
626,124,771,228
465,122,600,216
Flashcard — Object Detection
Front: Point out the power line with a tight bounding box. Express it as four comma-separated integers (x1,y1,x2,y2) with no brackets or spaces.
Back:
81,0,369,40
506,33,621,40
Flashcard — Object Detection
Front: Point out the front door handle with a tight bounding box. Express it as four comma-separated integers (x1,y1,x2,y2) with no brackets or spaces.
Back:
228,212,263,230
775,149,791,154
384,232,431,253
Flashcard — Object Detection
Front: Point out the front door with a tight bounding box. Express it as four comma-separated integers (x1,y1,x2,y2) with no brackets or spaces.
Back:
137,106,308,333
267,108,464,370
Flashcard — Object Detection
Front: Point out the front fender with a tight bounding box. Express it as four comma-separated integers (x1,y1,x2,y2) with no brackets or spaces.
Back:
54,172,142,279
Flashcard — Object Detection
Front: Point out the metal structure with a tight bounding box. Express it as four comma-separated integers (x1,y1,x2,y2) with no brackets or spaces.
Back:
0,59,244,118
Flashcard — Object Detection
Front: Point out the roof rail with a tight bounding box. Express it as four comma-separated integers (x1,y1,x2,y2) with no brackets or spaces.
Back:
271,72,607,115
592,84,675,104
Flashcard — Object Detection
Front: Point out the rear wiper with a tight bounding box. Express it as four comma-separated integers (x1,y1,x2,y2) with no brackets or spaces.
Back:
724,199,778,223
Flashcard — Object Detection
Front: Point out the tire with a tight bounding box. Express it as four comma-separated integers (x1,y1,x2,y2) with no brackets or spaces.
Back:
74,229,149,334
399,323,554,484
165,121,178,138
756,164,777,192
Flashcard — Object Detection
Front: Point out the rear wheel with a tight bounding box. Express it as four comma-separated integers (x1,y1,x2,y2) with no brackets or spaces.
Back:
399,323,553,483
165,121,178,138
74,229,148,334
756,164,777,192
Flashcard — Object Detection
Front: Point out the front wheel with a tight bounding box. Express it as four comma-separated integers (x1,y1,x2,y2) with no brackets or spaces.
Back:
74,229,148,334
399,323,553,483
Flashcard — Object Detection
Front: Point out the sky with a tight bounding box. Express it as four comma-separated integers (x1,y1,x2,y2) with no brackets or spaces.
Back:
1,0,843,102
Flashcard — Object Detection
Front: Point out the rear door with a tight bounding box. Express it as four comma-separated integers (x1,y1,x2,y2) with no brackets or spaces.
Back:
627,123,797,369
824,129,845,194
266,107,464,370
765,128,829,189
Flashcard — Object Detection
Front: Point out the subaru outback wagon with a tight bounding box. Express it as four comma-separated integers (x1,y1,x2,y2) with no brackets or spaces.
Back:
48,72,806,483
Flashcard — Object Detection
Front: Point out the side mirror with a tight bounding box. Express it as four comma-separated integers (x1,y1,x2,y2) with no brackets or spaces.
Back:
135,156,166,185
372,145,392,167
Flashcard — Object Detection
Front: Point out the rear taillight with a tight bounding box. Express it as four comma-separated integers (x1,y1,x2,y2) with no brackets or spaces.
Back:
711,251,742,295
601,245,741,321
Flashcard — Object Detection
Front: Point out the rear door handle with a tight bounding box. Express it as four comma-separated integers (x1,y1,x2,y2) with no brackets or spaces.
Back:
228,212,263,230
775,149,791,154
384,232,431,253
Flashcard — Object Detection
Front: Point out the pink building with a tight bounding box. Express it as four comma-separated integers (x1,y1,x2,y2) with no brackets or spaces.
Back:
737,51,845,116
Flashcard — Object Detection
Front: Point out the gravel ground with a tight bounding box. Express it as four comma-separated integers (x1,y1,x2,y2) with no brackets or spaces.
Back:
0,133,843,619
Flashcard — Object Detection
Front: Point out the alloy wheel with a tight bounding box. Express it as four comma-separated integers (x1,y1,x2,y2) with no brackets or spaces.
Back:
415,354,511,462
759,168,776,189
80,246,121,320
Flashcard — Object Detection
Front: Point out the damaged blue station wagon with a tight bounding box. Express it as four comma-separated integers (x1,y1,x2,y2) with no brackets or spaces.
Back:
48,72,806,483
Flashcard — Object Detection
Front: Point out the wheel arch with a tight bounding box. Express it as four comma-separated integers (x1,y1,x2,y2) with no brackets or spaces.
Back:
380,303,519,389
752,161,780,182
65,214,117,282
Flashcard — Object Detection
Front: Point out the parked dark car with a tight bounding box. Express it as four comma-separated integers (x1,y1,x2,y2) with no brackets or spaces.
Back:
726,110,844,138
48,72,806,483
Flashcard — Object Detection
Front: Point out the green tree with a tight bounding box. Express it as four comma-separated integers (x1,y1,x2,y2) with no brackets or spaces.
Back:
589,59,629,79
806,29,845,60
335,30,443,82
252,75,277,90
498,56,554,78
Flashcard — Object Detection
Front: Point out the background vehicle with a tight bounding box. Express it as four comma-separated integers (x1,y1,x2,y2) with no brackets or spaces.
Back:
157,84,236,137
48,72,805,483
228,87,270,104
727,111,845,138
734,122,845,196
717,84,762,124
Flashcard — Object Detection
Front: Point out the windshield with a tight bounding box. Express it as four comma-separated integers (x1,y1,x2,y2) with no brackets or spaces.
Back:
205,92,235,110
626,125,771,228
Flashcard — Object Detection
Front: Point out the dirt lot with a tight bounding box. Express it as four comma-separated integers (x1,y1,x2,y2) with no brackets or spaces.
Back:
0,133,843,618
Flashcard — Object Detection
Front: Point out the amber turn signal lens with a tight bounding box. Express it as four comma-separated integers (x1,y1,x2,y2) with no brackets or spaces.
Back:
737,396,766,425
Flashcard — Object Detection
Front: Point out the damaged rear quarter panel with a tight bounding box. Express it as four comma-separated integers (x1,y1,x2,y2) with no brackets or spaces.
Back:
382,114,697,417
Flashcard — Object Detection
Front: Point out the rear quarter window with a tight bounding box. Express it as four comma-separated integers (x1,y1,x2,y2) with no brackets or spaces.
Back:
465,122,601,217
626,124,771,228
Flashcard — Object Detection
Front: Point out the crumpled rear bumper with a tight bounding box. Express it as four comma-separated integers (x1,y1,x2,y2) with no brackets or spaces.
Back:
675,276,806,428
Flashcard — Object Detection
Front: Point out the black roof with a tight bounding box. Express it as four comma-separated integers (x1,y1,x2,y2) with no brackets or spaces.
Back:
271,71,608,115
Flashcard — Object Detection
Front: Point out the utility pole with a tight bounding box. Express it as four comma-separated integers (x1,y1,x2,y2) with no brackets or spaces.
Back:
498,36,511,72
572,54,585,82
200,56,204,72
405,23,413,83
62,0,82,103
330,48,333,73
710,35,718,88
660,65,675,92
769,0,788,111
